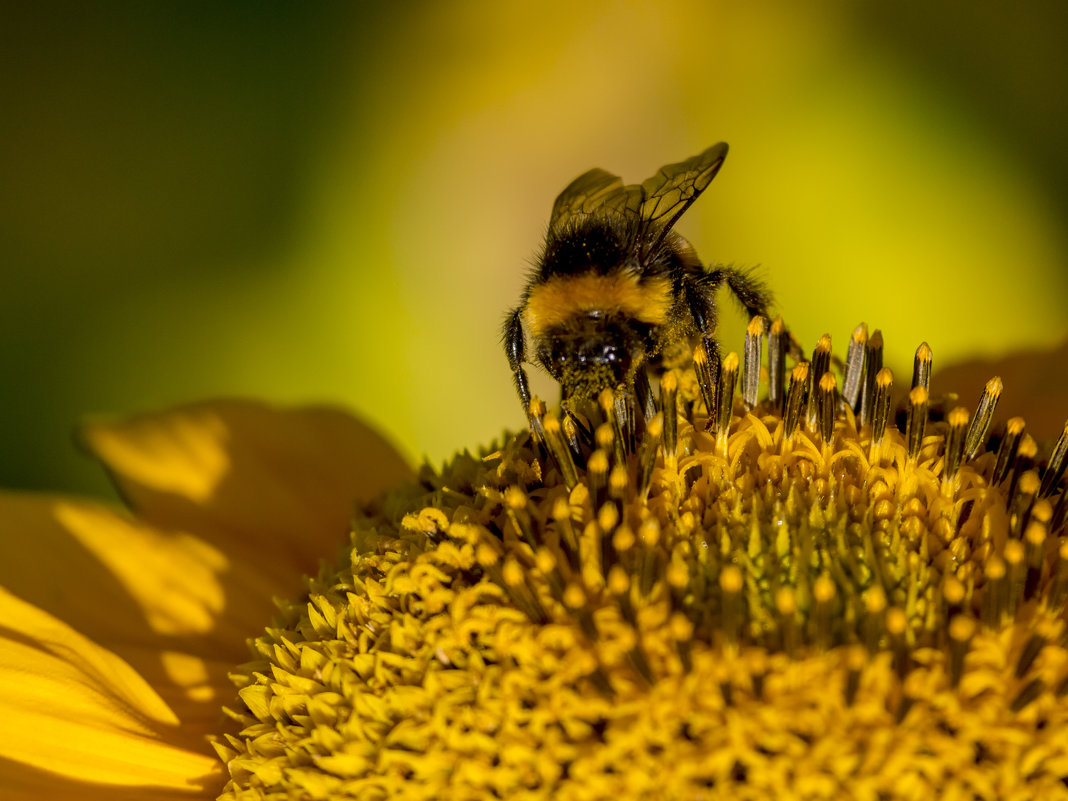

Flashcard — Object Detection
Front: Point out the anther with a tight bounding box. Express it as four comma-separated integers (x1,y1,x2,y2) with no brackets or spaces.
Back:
858,329,883,427
783,361,810,441
912,342,932,393
595,420,617,466
692,341,718,422
841,323,868,412
743,316,766,411
660,372,679,473
542,413,579,491
1039,419,1068,497
963,376,1002,460
870,367,894,452
992,417,1026,485
714,352,739,448
768,316,787,411
806,335,832,431
906,386,929,463
941,407,969,495
818,371,837,446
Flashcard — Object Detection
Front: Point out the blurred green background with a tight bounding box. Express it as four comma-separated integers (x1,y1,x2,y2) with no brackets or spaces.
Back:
3,1,1068,497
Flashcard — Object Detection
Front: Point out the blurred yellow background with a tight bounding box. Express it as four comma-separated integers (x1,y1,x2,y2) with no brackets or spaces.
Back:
3,2,1067,496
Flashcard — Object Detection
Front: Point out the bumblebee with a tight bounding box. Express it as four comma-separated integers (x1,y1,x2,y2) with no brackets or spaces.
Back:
503,142,774,420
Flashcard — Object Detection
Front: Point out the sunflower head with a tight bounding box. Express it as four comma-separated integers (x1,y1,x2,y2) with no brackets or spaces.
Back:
216,322,1068,800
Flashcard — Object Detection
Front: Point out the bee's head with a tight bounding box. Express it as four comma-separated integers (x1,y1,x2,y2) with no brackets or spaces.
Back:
538,313,651,400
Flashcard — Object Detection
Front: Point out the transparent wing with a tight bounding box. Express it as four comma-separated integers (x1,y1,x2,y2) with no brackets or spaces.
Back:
549,167,626,233
638,142,728,250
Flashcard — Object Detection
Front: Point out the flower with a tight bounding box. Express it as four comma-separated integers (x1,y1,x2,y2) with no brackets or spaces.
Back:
4,327,1068,800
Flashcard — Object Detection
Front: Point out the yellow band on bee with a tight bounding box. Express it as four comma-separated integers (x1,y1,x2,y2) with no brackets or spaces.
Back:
525,273,672,336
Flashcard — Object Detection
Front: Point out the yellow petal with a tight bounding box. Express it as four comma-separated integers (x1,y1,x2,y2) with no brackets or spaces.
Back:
0,492,277,660
0,492,283,737
82,399,412,582
0,589,222,792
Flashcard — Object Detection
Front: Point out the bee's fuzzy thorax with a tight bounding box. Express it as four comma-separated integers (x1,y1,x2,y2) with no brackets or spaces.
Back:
524,272,673,338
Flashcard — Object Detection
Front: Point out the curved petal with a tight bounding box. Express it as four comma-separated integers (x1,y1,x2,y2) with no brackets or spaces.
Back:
0,589,223,794
0,492,281,729
82,399,413,582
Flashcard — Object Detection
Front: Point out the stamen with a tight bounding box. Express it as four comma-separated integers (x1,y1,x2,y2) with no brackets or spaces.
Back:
637,413,663,500
980,555,1006,628
587,449,610,510
782,361,810,442
693,341,718,421
504,486,538,550
963,376,1002,460
528,397,547,444
841,323,868,412
598,391,627,466
542,412,579,490
775,586,798,656
992,417,1026,485
1004,539,1026,618
870,367,894,457
941,407,969,495
1023,509,1048,599
660,372,679,473
886,606,909,679
1011,679,1046,712
912,342,932,393
858,329,883,427
743,316,766,411
719,565,743,646
818,372,837,447
562,412,584,467
811,573,836,651
1015,631,1047,679
715,352,739,450
1010,470,1040,538
906,386,928,463
806,335,832,431
1048,540,1068,611
1040,419,1068,497
768,316,787,411
552,496,581,569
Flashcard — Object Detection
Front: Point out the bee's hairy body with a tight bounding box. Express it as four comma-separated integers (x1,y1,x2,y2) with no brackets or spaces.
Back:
504,143,774,419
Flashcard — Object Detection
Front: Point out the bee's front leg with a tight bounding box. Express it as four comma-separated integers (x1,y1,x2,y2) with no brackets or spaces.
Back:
503,306,533,418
